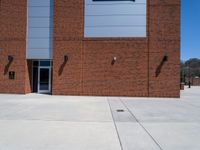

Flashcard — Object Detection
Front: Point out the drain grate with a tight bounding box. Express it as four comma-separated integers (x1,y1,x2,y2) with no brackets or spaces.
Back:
116,109,125,112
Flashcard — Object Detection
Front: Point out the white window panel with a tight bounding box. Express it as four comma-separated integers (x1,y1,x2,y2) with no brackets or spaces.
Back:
28,39,52,49
85,26,146,37
85,15,146,27
85,0,146,5
29,18,51,28
84,0,147,37
27,0,53,59
28,0,52,6
85,4,146,16
27,49,52,59
29,7,51,17
29,28,52,38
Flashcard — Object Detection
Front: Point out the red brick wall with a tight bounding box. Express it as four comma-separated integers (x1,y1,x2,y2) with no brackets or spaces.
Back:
0,0,28,94
0,0,180,97
82,40,148,96
52,0,180,97
25,60,32,93
52,0,84,95
148,0,180,97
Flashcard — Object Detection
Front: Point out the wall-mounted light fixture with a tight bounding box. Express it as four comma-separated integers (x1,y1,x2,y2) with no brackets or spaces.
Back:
64,54,68,63
4,55,14,75
8,55,14,62
59,54,69,76
155,53,169,77
111,57,117,65
163,54,168,62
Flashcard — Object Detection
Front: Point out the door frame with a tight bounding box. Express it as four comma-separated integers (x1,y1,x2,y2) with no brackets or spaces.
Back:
38,66,52,94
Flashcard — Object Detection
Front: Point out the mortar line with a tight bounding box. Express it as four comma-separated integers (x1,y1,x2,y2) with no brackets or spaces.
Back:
107,98,124,150
119,98,163,150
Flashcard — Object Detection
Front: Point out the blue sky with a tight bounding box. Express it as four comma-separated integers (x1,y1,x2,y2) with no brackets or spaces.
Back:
181,0,200,60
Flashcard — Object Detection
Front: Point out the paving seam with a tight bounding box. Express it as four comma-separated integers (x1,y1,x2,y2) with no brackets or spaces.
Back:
119,98,164,150
107,98,124,150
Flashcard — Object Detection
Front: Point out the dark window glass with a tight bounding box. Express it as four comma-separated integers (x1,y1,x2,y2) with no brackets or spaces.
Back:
40,61,51,67
33,61,39,67
33,68,38,93
39,68,50,91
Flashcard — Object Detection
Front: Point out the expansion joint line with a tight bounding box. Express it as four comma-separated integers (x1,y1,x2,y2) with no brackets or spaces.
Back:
107,98,124,150
119,98,164,150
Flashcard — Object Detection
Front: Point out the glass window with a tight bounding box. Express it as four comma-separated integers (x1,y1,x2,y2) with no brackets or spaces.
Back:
40,61,51,67
33,61,39,67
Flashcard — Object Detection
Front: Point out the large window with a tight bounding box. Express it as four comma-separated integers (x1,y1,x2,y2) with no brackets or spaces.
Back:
84,0,147,38
27,0,54,59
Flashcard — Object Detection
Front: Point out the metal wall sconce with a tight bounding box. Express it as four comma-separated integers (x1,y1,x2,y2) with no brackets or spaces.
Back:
8,55,14,62
64,55,68,63
59,54,69,76
111,57,117,65
155,54,169,77
4,55,14,75
163,55,168,62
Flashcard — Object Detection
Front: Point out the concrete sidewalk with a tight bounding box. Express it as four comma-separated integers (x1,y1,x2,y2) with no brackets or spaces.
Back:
0,87,199,150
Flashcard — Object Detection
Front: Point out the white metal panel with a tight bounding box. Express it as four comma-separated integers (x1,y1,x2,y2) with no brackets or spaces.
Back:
27,49,52,59
27,0,53,59
29,18,51,28
85,5,146,16
28,39,52,49
85,15,146,27
29,28,51,38
29,7,51,17
85,0,146,4
28,0,52,6
84,0,147,37
85,26,146,37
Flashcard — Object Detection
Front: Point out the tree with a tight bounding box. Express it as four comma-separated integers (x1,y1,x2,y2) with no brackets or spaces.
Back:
180,58,200,83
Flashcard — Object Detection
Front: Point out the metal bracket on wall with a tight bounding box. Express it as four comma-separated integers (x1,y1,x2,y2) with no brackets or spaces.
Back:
58,54,69,76
4,55,14,75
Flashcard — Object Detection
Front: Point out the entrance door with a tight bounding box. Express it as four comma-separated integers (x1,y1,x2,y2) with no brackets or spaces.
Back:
38,67,51,93
32,60,52,94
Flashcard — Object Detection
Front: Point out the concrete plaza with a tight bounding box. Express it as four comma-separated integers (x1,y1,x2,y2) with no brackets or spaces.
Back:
0,87,199,150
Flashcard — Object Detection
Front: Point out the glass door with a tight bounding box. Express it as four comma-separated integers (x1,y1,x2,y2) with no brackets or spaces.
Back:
38,67,51,93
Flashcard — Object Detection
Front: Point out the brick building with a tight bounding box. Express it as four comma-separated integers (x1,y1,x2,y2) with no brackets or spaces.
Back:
0,0,180,97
